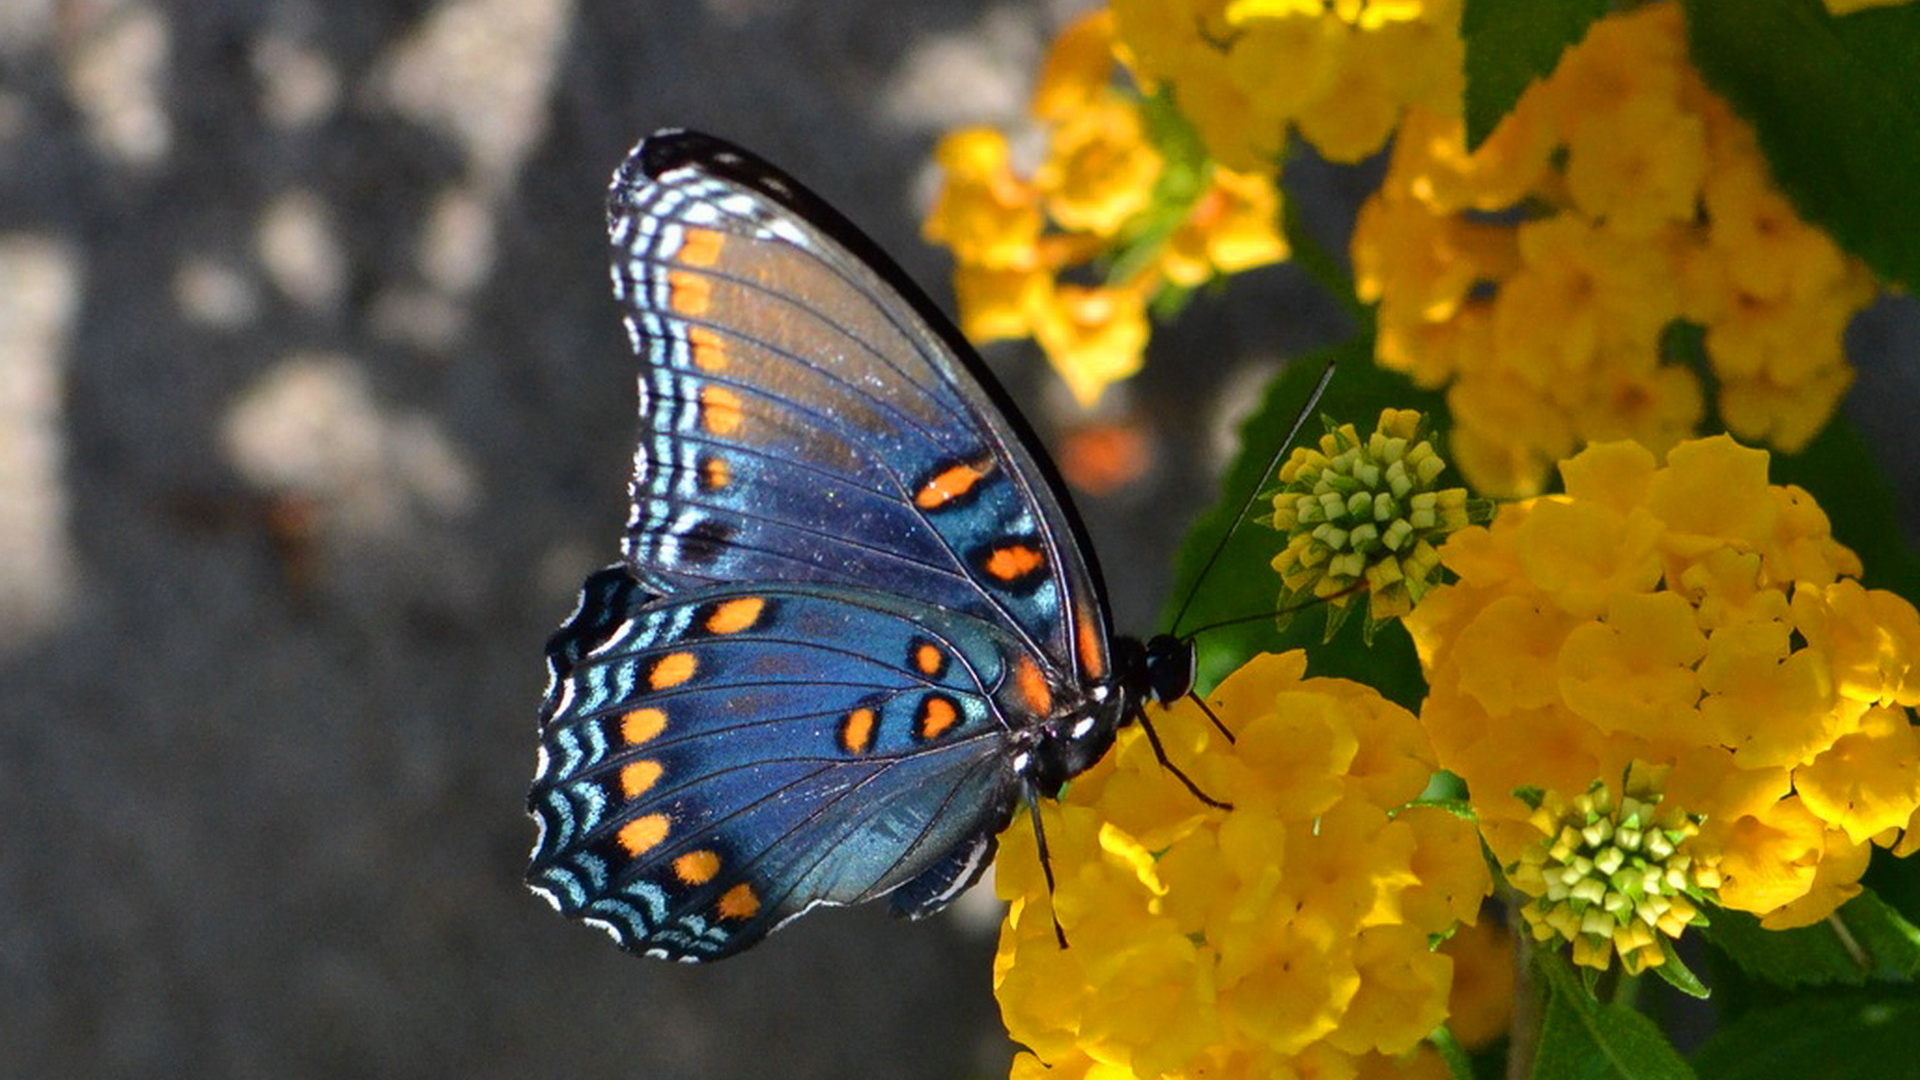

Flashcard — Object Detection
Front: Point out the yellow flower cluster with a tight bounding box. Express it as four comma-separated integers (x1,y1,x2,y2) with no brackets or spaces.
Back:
1407,434,1920,939
1265,408,1475,639
1352,3,1878,497
924,11,1288,405
1111,0,1464,170
995,650,1490,1079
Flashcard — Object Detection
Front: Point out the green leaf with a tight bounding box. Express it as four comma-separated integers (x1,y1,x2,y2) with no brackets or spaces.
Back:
1460,0,1609,150
1863,841,1920,930
1428,1024,1477,1080
1161,338,1445,708
1649,937,1711,1000
1845,890,1920,981
1702,907,1862,987
1692,992,1920,1080
1701,889,1920,987
1682,0,1920,289
1533,952,1697,1080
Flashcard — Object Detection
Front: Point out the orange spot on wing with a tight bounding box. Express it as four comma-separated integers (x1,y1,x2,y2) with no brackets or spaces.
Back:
649,652,697,690
700,386,744,436
621,707,667,745
913,642,945,677
677,227,726,267
701,455,731,490
1012,653,1053,717
673,849,721,885
717,882,760,920
705,596,764,634
840,708,876,755
617,813,670,856
1076,609,1107,681
914,459,993,510
687,325,728,372
985,542,1046,582
917,695,959,741
619,759,663,798
668,269,712,316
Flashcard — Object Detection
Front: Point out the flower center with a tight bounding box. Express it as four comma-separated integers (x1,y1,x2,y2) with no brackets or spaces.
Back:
1508,773,1721,975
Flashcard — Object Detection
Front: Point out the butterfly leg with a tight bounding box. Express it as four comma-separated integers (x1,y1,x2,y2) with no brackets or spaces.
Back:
1135,708,1232,810
1025,793,1070,949
1189,693,1236,744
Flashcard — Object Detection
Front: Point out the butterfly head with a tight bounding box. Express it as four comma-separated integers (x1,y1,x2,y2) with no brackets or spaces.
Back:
1110,632,1198,707
1138,633,1196,705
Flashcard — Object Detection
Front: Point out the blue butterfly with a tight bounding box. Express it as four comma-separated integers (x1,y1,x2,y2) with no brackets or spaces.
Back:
526,130,1207,961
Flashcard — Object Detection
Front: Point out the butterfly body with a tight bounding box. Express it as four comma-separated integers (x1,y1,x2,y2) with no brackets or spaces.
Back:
527,130,1186,961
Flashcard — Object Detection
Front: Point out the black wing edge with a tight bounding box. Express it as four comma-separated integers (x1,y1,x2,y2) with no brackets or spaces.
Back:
612,127,1119,633
537,564,653,728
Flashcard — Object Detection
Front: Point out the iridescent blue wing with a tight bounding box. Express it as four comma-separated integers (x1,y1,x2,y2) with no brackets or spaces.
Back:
607,130,1113,687
528,567,1045,961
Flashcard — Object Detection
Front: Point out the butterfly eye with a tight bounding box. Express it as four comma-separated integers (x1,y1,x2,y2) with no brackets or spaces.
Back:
1143,633,1196,704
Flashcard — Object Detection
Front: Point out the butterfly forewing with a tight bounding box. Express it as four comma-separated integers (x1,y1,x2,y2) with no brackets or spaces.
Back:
607,130,1110,677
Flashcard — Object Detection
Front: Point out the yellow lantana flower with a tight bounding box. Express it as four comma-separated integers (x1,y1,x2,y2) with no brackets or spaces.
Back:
1035,95,1163,238
1111,0,1460,169
925,9,1290,406
923,128,1043,275
996,650,1490,1079
1408,435,1920,949
1031,281,1153,405
1350,3,1879,497
1160,166,1289,286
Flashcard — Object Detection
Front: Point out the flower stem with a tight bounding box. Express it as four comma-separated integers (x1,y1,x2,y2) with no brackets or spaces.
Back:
1506,913,1542,1080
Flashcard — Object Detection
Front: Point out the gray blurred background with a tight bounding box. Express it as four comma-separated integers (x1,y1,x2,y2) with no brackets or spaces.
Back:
1,2,1915,1078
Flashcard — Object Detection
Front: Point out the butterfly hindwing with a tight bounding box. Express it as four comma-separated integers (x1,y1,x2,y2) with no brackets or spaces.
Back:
607,130,1111,679
527,567,1034,960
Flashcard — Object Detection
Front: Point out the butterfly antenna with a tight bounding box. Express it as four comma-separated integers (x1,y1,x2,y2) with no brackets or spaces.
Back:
1026,795,1069,948
1176,580,1368,641
1168,359,1336,638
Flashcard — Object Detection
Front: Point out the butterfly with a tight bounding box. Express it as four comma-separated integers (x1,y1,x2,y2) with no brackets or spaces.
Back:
526,129,1214,961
